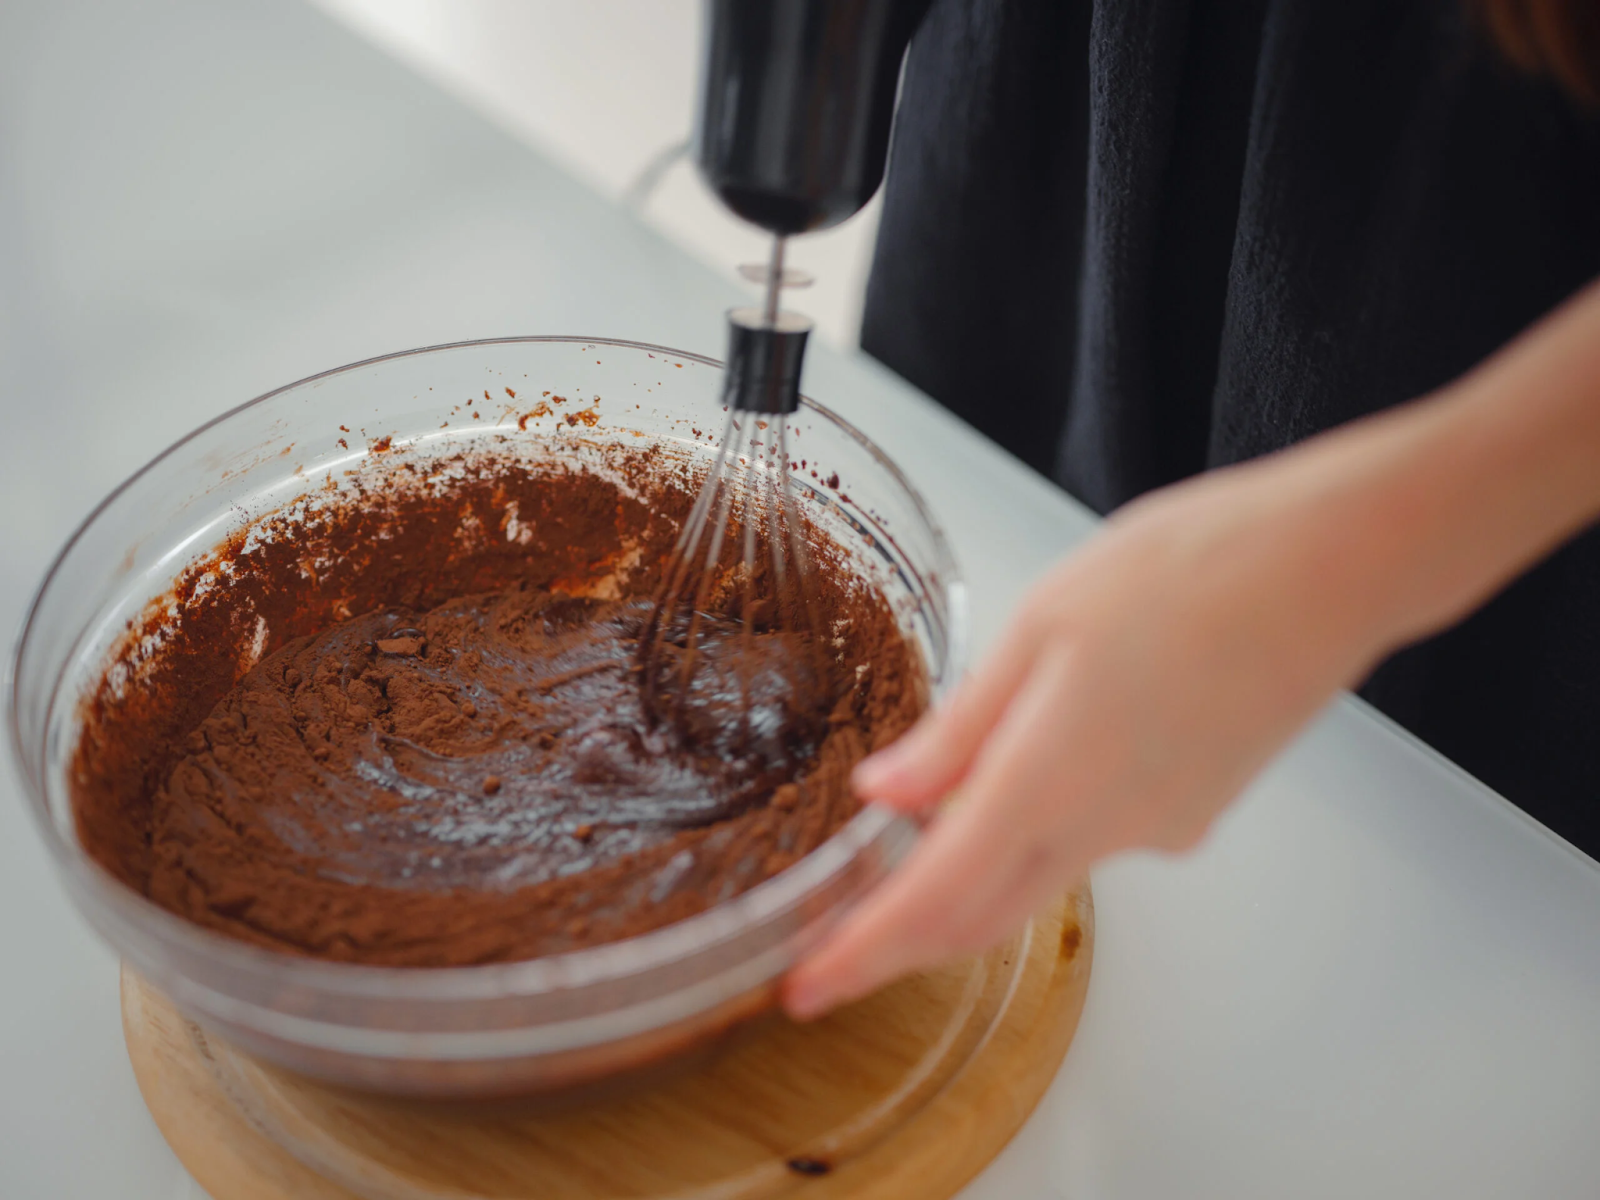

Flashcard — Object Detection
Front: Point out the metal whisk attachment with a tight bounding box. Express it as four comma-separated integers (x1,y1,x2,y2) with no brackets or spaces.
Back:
638,236,825,728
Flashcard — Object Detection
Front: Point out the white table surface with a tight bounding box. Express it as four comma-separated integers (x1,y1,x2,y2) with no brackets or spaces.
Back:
2,3,1597,1198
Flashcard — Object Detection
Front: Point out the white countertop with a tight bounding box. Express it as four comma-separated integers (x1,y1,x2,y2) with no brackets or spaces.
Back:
2,3,1597,1197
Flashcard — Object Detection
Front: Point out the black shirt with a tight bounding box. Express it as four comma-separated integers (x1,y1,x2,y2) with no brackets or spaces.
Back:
863,0,1600,854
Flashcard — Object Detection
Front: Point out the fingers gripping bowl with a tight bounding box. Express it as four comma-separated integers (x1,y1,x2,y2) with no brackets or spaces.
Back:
8,338,963,1099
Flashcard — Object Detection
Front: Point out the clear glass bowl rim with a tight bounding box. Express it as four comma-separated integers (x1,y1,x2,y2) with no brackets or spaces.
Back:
7,335,965,1004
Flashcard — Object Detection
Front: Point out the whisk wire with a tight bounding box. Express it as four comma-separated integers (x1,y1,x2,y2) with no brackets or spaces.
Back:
639,409,735,716
673,418,747,715
776,420,829,703
737,426,764,736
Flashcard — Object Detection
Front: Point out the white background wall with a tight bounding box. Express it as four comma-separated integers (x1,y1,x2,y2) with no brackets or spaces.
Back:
308,0,882,348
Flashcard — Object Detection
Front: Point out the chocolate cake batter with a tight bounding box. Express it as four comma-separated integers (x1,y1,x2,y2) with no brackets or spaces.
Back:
71,444,923,966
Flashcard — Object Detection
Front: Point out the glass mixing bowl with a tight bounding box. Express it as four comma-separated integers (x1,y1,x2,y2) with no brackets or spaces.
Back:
8,337,964,1099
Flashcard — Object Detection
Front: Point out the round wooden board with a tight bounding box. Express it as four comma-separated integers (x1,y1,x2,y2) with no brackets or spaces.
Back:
124,890,1092,1200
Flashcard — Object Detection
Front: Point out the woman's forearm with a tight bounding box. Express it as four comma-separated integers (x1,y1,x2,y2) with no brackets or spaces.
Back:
1350,276,1600,652
1199,275,1600,676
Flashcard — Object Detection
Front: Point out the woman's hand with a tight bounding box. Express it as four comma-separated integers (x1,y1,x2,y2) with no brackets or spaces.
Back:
785,273,1600,1021
782,448,1394,1019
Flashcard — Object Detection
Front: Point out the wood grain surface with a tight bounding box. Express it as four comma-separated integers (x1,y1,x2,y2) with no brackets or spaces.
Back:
123,889,1092,1200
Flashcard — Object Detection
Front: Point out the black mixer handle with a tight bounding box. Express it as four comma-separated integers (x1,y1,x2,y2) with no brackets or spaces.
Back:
696,0,932,236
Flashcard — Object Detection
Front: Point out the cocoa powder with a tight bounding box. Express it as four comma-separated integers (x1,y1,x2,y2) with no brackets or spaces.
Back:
70,443,923,967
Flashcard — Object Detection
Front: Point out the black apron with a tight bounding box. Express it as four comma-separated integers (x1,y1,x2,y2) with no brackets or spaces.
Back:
863,0,1600,854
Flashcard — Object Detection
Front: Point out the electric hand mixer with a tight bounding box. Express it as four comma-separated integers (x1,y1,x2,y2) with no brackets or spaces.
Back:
639,0,929,720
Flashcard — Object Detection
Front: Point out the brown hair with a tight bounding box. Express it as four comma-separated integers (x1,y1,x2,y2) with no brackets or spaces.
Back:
1475,0,1600,105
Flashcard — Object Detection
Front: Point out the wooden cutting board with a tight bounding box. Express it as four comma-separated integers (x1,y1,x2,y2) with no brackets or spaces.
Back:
123,889,1092,1200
